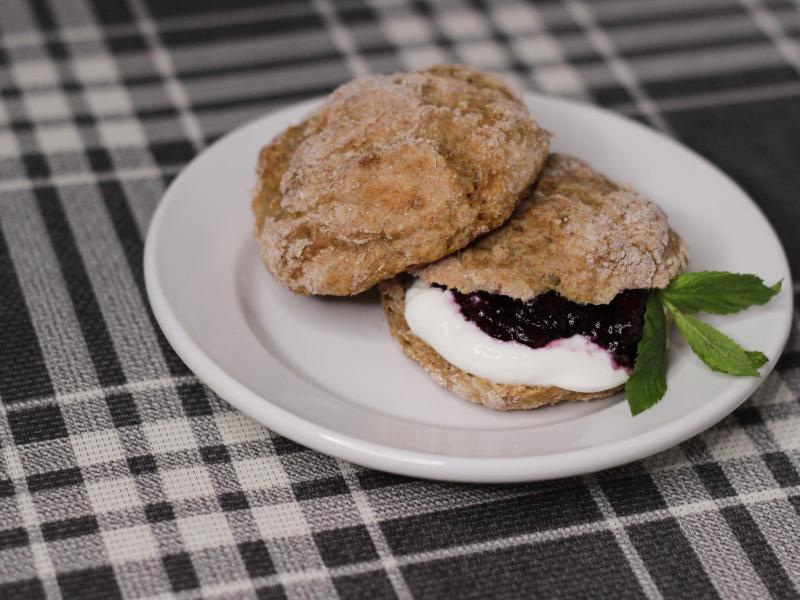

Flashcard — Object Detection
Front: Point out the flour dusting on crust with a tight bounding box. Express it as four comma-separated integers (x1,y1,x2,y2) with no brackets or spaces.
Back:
415,154,688,304
252,65,550,296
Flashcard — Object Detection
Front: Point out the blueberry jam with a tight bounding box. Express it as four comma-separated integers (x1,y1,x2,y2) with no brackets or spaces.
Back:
445,286,648,369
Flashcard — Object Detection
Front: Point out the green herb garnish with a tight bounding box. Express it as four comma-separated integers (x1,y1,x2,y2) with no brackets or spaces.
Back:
625,272,781,415
626,293,668,415
659,271,782,315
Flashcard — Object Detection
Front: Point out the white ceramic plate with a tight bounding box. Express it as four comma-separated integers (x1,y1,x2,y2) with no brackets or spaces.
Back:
145,92,793,483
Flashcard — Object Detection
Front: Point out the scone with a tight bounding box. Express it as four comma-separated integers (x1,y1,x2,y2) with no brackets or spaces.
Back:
380,154,688,410
252,65,550,296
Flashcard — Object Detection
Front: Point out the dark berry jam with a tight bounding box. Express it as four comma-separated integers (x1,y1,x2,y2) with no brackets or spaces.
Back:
445,286,648,369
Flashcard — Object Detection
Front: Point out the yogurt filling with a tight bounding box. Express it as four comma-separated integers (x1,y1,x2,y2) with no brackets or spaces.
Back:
404,280,637,393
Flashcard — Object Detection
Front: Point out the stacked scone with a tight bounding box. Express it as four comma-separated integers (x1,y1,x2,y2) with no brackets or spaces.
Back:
252,65,687,410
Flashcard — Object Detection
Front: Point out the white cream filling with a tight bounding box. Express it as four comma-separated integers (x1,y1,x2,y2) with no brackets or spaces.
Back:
404,280,629,393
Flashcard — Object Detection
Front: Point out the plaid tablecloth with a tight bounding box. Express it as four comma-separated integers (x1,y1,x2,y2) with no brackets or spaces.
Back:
1,0,799,598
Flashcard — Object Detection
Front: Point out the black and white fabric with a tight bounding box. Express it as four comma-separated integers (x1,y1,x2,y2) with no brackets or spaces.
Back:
1,1,799,598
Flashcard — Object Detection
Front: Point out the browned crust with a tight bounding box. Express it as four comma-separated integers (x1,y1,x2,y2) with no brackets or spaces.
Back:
252,65,550,296
379,277,622,411
414,154,688,305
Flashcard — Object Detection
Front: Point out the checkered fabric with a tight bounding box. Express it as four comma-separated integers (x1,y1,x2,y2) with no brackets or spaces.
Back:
1,0,799,598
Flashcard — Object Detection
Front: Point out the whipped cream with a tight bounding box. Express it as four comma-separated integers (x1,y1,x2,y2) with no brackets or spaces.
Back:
404,280,629,392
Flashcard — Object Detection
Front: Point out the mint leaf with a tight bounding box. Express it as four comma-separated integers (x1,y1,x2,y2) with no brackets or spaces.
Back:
746,351,768,369
660,271,781,315
672,311,761,376
625,293,668,415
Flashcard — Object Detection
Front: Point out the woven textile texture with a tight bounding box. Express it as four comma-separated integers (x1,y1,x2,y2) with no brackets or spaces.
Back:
1,0,800,598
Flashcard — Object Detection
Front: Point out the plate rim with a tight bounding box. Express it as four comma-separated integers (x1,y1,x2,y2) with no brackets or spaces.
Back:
145,91,793,483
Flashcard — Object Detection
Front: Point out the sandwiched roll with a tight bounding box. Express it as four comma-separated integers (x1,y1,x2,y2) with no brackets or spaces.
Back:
380,154,688,410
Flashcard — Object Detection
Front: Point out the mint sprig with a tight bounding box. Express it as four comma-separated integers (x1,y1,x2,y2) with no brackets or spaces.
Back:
625,271,781,415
